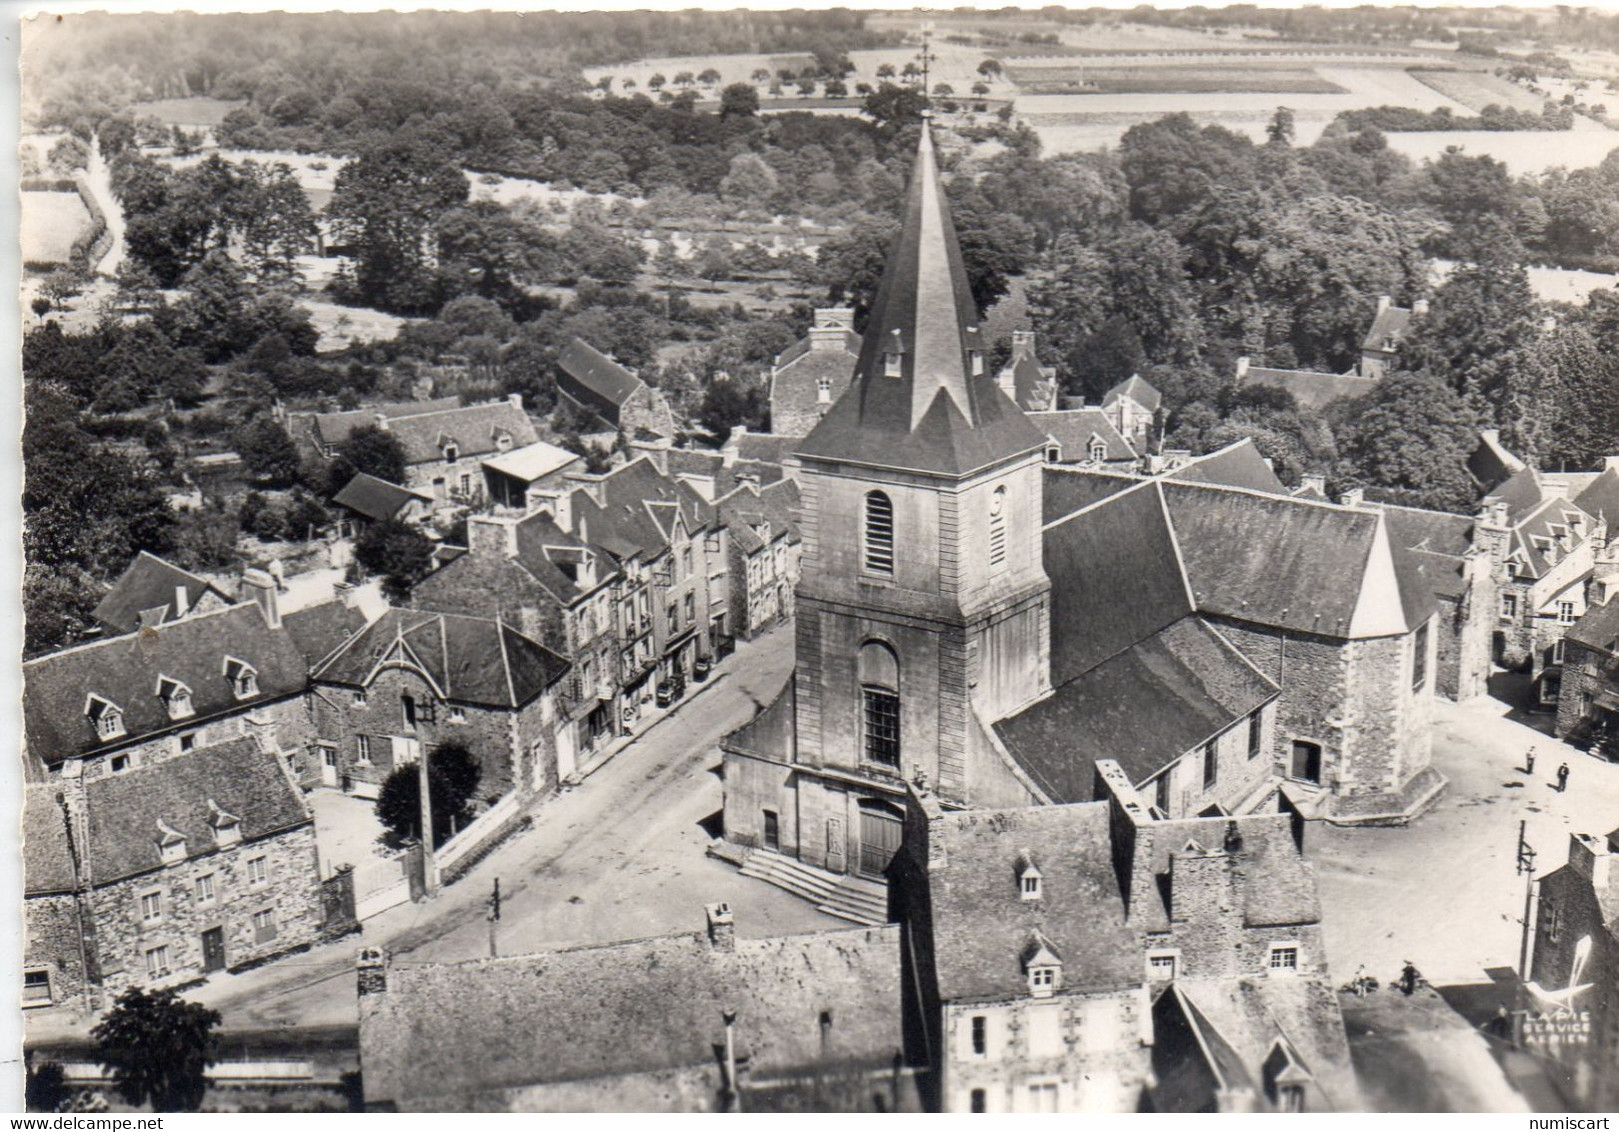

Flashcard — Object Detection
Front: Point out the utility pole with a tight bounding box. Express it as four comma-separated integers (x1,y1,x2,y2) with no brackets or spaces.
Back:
418,744,438,897
1517,819,1537,980
487,877,502,958
916,21,936,96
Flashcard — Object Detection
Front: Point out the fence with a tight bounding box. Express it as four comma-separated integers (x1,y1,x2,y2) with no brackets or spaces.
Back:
352,849,416,922
61,1060,316,1085
436,792,522,882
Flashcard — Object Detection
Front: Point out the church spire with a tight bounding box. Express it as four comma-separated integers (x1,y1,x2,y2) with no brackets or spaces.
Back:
853,116,986,429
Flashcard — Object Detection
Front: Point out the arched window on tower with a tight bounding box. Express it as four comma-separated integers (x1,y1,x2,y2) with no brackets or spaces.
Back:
859,641,901,768
863,490,894,576
989,486,1008,568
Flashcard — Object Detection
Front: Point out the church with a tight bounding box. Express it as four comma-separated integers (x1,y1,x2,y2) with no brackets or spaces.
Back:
720,122,1443,889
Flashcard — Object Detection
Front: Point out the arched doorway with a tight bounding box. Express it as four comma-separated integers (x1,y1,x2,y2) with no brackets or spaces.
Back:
857,798,904,879
1289,740,1322,785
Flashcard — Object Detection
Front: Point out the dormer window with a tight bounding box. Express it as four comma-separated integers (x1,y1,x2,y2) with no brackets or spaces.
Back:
495,431,513,452
158,676,194,720
86,695,126,741
156,820,187,865
970,350,984,376
884,329,904,378
224,657,259,699
444,443,460,464
1019,855,1042,901
1029,965,1059,996
1023,932,1063,998
817,376,832,403
207,799,241,848
1088,437,1108,463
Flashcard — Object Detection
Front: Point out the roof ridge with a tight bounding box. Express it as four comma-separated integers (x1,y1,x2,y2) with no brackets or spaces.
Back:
1041,473,1162,533
23,600,265,668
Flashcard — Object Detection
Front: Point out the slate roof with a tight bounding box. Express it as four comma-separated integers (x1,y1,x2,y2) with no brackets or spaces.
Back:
358,922,904,1108
774,326,861,370
924,804,1144,1002
1568,596,1619,655
383,400,539,466
1042,466,1141,525
24,603,311,767
995,615,1277,795
1128,812,1322,932
717,478,801,555
313,608,568,707
1575,468,1619,525
1000,349,1057,412
727,431,801,464
1043,481,1193,685
1101,374,1161,413
1163,978,1361,1112
1361,303,1413,354
557,338,645,409
333,472,433,522
1467,429,1526,491
92,552,232,634
309,398,462,450
481,440,580,483
23,785,77,895
569,457,714,563
1237,366,1378,412
1508,495,1595,581
283,600,369,670
794,125,1047,477
1168,439,1287,495
1026,409,1136,463
1381,505,1476,604
83,736,312,887
1489,466,1545,526
1160,483,1384,638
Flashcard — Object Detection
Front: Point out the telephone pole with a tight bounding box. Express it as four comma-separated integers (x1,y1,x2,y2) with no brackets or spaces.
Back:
487,877,501,958
1517,819,1537,980
916,22,936,96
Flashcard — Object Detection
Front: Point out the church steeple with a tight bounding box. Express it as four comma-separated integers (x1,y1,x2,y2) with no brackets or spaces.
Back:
796,117,1046,477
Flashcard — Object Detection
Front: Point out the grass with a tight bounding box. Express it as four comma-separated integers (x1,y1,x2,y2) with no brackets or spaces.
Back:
1013,65,1346,95
131,97,247,127
20,190,90,265
1409,68,1548,113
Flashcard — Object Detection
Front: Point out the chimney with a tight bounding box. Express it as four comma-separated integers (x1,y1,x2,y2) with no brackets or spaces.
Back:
1603,455,1619,475
1340,488,1365,509
721,1008,740,1113
1011,328,1036,357
1542,315,1558,334
813,307,853,330
808,324,845,352
1376,295,1391,315
1413,298,1430,317
1301,472,1326,497
507,392,524,412
374,413,390,430
241,568,281,629
356,946,390,997
1568,832,1616,913
705,902,735,950
467,515,519,559
1235,356,1250,379
173,584,190,619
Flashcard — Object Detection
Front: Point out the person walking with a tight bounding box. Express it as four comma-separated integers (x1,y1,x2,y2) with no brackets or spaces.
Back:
1557,761,1571,793
1525,746,1537,775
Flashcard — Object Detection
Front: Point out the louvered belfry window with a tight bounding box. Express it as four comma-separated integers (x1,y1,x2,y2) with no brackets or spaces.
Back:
864,490,894,575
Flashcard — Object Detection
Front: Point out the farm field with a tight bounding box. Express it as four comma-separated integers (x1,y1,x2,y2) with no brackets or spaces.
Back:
1014,65,1346,95
1024,64,1474,151
1384,129,1619,174
130,96,246,127
1409,68,1547,113
20,190,91,266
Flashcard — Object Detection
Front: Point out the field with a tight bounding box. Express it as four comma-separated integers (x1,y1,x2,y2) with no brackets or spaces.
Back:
1013,65,1346,95
20,190,91,266
130,97,247,127
1409,68,1547,113
1384,129,1619,175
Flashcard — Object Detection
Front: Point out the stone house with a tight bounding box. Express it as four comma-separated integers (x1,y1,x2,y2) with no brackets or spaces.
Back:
1556,580,1619,755
1100,374,1160,450
410,510,623,774
284,396,461,463
555,337,676,439
768,307,861,437
1232,356,1377,412
22,576,324,785
23,785,91,1011
715,478,801,641
1025,408,1136,468
479,439,581,511
356,906,915,1111
994,329,1059,412
307,608,570,801
378,396,540,507
1358,296,1426,381
91,551,233,636
24,736,322,1002
1529,828,1619,1111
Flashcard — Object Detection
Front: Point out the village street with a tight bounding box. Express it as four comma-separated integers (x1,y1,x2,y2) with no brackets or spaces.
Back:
25,625,829,1042
1312,684,1619,990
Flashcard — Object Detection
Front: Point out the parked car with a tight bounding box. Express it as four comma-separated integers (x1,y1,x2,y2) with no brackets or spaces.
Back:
656,681,676,708
693,655,713,682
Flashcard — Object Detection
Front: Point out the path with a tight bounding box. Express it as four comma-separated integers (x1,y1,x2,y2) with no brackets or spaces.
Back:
84,137,126,279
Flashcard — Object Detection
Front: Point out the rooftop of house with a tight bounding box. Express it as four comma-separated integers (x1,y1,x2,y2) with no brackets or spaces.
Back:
1026,409,1136,463
312,607,568,708
78,735,313,887
1236,365,1378,412
568,456,714,564
332,472,435,523
1506,494,1596,581
307,397,463,450
23,601,310,769
1380,505,1477,604
999,347,1057,413
994,614,1278,796
1156,977,1362,1112
1567,595,1619,656
1574,467,1619,526
92,552,233,635
772,317,861,370
725,430,802,464
480,439,581,484
357,919,904,1109
1490,466,1548,527
794,125,1047,478
1361,303,1414,355
1468,429,1527,492
23,785,77,896
557,337,646,409
282,599,371,671
381,398,539,466
1166,439,1288,495
922,802,1144,1002
1101,373,1162,413
717,478,801,555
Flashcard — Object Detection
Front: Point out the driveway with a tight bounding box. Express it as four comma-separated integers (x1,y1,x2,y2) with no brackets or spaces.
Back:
1311,689,1619,987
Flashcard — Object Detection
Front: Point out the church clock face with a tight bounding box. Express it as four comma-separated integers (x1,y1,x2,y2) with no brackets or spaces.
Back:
989,487,1005,516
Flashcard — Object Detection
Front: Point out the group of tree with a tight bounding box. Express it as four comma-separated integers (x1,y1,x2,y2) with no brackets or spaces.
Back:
375,739,483,846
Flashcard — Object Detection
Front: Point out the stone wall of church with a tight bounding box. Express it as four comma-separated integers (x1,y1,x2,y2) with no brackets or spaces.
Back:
1341,626,1433,802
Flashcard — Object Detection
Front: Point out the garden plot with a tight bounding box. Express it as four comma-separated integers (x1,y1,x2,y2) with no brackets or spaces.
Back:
1410,68,1549,113
20,190,90,266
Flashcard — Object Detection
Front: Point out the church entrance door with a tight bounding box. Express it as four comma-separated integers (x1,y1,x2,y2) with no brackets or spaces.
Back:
858,802,903,879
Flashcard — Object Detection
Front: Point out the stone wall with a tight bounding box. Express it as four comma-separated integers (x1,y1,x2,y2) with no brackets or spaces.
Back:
1148,701,1276,819
88,823,322,994
24,893,92,1011
622,385,677,440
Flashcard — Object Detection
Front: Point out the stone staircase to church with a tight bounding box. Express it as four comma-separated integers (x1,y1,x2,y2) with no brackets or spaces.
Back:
733,848,891,926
